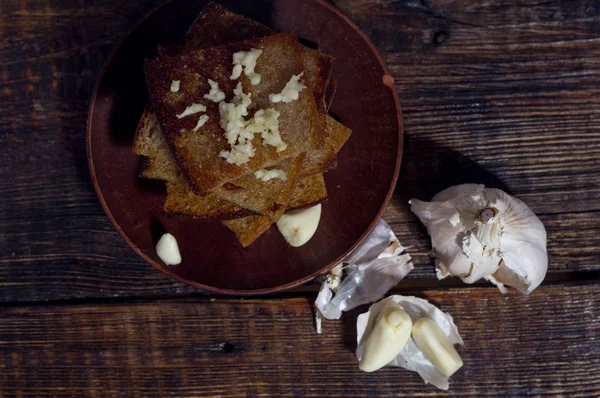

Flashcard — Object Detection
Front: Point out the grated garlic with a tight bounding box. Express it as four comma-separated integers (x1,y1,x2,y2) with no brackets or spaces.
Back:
218,83,287,165
230,48,263,85
219,142,255,166
248,109,286,152
203,79,225,103
269,72,307,104
176,103,206,119
254,168,287,182
192,114,209,132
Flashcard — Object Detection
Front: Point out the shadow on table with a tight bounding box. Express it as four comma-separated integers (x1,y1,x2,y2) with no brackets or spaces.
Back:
340,306,367,354
389,135,512,244
395,136,511,203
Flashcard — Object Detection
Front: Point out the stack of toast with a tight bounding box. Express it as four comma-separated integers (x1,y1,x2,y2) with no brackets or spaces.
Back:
133,2,352,247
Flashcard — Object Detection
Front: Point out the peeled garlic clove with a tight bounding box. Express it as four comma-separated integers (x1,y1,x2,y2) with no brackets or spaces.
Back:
276,204,321,247
356,296,463,390
156,233,181,266
412,318,463,377
359,303,413,372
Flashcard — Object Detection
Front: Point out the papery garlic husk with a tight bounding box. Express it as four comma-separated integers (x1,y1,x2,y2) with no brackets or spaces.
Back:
356,296,463,390
315,220,413,320
410,184,547,294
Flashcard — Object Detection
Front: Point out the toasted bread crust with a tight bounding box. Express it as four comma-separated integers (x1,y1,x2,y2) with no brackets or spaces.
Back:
324,79,337,112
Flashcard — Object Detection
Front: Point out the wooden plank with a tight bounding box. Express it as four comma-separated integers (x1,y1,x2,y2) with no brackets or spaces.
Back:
0,0,200,302
0,284,597,396
335,0,600,214
0,0,598,302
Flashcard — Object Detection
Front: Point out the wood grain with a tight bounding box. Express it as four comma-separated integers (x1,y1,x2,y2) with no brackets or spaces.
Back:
0,0,598,301
337,0,600,214
0,284,597,397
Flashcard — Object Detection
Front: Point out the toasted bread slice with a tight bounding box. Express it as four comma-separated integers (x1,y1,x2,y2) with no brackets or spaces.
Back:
133,107,332,220
164,181,251,219
135,112,349,222
288,173,328,210
299,49,336,175
181,3,334,117
145,31,323,194
222,215,274,248
328,115,353,153
319,115,353,171
133,108,185,182
134,111,307,219
213,154,304,221
182,2,273,52
181,2,335,175
139,3,335,175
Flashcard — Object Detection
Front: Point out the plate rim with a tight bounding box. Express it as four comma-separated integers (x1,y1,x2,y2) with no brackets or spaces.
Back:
86,0,404,295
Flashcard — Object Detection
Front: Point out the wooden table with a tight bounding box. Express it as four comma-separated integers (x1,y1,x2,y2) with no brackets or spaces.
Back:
1,0,599,396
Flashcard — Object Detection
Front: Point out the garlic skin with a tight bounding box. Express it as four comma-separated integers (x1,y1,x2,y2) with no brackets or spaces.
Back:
410,184,547,294
315,220,413,320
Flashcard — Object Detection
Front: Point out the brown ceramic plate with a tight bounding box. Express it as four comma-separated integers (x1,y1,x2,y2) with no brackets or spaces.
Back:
87,0,403,295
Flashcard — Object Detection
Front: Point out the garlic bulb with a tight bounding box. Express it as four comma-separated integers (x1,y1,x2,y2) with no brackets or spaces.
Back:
410,184,547,294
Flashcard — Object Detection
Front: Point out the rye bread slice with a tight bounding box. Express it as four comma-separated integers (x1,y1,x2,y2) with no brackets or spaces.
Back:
181,2,334,119
329,115,353,153
287,173,328,210
133,109,349,221
222,215,274,248
181,4,337,175
133,108,185,182
164,181,251,219
181,2,273,52
186,3,336,174
212,154,304,221
145,3,335,176
144,31,323,194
